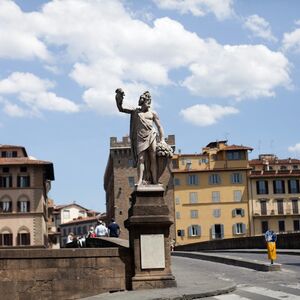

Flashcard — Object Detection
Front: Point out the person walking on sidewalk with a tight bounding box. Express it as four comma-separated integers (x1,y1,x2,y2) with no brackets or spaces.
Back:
108,218,120,237
265,229,277,264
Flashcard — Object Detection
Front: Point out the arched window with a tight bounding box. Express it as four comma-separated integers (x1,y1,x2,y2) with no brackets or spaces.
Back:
0,196,12,212
17,227,30,246
17,196,30,213
0,227,13,246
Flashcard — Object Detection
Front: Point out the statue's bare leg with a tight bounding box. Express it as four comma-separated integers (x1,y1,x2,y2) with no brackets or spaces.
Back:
137,152,145,185
149,140,157,184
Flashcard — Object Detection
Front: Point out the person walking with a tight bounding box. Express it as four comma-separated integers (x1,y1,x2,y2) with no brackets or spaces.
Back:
95,220,108,237
108,218,120,238
265,229,277,264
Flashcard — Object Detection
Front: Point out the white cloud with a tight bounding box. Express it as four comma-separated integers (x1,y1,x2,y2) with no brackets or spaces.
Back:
0,0,292,115
180,104,238,126
0,72,80,116
288,143,300,154
0,0,51,61
244,14,277,42
153,0,234,20
282,27,300,52
182,43,291,99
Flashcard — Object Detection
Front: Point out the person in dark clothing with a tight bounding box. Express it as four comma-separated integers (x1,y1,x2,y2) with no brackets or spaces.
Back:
108,218,120,237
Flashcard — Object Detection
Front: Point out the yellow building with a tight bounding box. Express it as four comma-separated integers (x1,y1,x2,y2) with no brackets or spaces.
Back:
172,141,252,245
249,154,300,236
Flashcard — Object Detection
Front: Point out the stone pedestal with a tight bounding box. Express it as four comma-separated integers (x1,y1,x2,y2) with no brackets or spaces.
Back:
125,185,177,290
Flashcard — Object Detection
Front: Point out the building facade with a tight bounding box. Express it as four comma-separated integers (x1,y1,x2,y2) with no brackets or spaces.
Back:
172,141,252,245
249,154,300,236
104,135,176,239
0,145,54,247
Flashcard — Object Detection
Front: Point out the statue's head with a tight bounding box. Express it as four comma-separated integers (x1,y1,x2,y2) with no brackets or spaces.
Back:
138,91,151,106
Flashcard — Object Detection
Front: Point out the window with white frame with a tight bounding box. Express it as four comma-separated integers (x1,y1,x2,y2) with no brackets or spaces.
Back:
213,209,221,218
232,208,245,217
231,173,242,184
209,174,221,184
175,197,180,205
187,174,199,185
174,178,181,186
188,225,201,237
175,211,180,219
234,190,242,202
233,223,246,235
211,224,224,239
1,198,12,212
189,192,198,204
190,210,198,218
0,176,12,188
212,191,220,203
18,176,30,188
19,200,30,213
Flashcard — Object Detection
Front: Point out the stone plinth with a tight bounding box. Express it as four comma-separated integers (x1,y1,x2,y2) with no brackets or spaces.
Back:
125,184,177,290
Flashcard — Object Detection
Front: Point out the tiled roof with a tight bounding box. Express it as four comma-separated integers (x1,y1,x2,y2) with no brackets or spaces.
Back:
60,216,101,226
250,158,300,165
223,145,253,151
0,157,52,165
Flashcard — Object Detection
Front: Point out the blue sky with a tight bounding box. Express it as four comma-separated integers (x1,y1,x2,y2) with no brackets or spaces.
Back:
1,0,300,212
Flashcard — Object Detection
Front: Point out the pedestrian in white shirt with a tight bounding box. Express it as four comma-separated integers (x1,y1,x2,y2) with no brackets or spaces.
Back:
95,220,108,237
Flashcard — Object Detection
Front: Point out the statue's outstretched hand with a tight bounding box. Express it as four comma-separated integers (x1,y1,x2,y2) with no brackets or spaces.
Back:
115,88,124,108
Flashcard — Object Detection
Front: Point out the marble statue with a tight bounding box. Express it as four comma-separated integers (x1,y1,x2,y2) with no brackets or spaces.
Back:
115,88,173,186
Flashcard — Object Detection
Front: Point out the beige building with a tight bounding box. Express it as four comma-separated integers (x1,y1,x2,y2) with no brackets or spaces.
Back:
249,154,300,235
104,135,176,239
0,145,54,247
172,141,252,245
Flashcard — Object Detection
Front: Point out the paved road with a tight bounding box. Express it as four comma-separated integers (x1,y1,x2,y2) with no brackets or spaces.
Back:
173,256,300,300
208,251,300,272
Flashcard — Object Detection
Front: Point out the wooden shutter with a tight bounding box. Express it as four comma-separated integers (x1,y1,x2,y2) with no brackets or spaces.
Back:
197,225,201,237
282,180,285,193
242,223,246,234
27,201,30,212
0,234,2,246
17,201,21,212
241,209,245,217
220,224,224,238
17,233,20,245
211,225,216,239
232,209,236,217
17,176,20,187
233,224,237,235
188,226,193,237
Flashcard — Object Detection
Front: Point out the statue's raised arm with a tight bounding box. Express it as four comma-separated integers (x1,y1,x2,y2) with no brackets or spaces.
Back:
115,88,133,114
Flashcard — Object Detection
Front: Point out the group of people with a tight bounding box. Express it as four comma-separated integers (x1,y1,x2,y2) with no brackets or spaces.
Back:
66,218,120,248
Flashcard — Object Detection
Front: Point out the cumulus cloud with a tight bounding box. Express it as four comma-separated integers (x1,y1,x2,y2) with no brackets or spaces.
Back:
153,0,234,20
0,72,80,116
244,14,277,42
180,104,238,126
282,25,300,52
0,0,292,116
288,143,300,154
182,43,291,99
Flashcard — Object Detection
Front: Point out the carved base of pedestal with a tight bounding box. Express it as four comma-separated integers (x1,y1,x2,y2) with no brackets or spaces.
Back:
132,274,177,290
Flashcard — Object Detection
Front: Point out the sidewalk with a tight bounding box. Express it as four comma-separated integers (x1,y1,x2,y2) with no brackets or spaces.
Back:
82,256,236,300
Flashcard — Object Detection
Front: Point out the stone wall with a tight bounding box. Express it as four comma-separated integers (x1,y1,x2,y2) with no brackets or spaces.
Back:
175,232,300,251
0,247,132,300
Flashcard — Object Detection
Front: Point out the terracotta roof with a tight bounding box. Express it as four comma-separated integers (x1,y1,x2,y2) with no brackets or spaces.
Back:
222,145,253,151
60,216,101,226
250,158,300,165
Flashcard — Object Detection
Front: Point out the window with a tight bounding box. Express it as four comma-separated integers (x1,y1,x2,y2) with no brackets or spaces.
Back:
20,167,27,172
63,210,70,220
187,174,199,185
288,179,300,193
188,225,201,237
233,190,242,202
231,173,242,184
209,174,221,184
212,191,220,203
292,199,299,214
0,233,13,246
293,220,300,231
128,177,135,188
177,229,185,237
227,151,243,160
175,211,180,219
260,200,267,215
174,178,181,186
189,192,198,204
2,167,9,173
17,233,30,246
213,209,221,218
1,151,17,158
278,220,285,232
211,224,224,239
186,161,192,170
256,180,269,194
277,199,284,214
293,165,299,170
273,180,285,194
0,199,12,212
190,210,198,218
175,197,180,205
17,176,30,188
0,176,12,188
232,208,245,217
199,158,208,164
128,159,134,167
18,200,30,213
261,221,268,234
280,165,287,170
233,223,246,235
